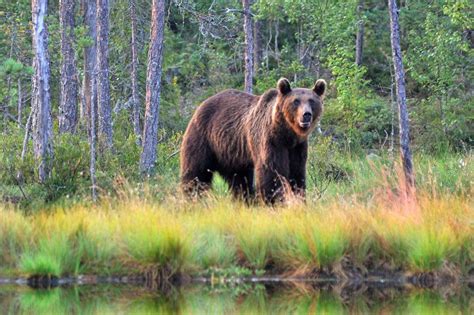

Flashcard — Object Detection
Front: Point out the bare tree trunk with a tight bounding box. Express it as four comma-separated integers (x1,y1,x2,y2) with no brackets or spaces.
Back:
4,75,12,126
21,108,34,162
355,2,364,66
31,0,53,183
265,20,272,70
59,0,78,133
274,19,279,66
17,106,35,183
130,0,141,145
81,0,97,126
389,66,396,161
90,75,98,201
17,79,22,128
140,0,165,174
253,19,262,73
388,0,414,188
96,0,113,149
242,0,254,94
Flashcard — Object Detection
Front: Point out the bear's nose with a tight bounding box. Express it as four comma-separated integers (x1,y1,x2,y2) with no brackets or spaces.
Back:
302,112,312,123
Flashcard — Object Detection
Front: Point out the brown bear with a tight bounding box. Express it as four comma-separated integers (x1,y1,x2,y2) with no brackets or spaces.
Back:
180,78,326,203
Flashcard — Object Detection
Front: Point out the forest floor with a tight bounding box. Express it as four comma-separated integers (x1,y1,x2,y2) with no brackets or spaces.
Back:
0,152,472,286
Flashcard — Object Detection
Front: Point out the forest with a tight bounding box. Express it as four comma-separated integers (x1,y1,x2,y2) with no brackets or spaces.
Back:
0,0,473,294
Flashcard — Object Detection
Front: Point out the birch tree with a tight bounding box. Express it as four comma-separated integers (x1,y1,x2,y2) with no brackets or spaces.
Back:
31,0,53,183
59,0,78,133
388,0,414,187
242,0,254,94
96,0,113,149
140,0,165,174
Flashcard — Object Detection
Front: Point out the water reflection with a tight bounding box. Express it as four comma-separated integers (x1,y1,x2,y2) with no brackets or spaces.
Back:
0,282,472,314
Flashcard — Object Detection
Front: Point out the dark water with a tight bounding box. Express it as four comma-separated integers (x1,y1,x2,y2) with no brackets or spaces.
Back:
0,282,472,314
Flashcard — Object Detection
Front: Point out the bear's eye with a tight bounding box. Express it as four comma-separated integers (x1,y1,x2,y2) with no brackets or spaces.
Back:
308,99,316,107
293,99,300,106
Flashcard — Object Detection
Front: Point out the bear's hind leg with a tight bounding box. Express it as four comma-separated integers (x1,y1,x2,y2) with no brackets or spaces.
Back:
180,132,216,198
181,169,213,198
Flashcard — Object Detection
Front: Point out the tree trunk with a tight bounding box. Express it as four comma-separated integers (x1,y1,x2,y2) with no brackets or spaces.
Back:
242,0,254,94
59,0,78,133
253,15,262,74
130,0,141,145
81,0,97,126
18,106,35,182
17,79,22,128
31,0,53,183
96,0,113,149
388,0,414,188
90,75,98,201
355,2,364,66
389,66,397,161
140,0,165,174
265,20,272,70
274,19,279,66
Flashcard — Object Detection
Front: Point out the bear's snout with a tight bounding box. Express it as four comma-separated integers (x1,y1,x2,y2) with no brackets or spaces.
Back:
298,111,312,129
302,112,312,123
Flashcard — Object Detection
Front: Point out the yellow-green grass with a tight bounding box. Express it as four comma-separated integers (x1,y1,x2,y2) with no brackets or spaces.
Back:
0,185,472,278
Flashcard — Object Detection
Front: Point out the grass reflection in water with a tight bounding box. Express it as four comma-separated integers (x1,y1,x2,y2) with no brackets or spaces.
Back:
0,283,472,314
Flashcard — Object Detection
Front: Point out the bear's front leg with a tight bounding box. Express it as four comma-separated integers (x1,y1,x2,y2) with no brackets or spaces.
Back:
289,142,308,199
255,147,290,204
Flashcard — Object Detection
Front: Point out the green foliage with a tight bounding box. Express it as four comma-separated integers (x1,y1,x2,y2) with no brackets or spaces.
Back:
0,0,471,210
1,0,472,152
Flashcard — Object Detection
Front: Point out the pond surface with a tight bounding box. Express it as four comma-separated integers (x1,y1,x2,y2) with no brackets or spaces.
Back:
0,281,472,314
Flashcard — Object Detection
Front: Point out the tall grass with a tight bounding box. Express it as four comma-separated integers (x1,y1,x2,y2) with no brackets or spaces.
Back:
0,154,472,278
0,189,471,278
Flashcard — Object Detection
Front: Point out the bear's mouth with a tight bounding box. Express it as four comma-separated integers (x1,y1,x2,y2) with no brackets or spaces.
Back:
298,121,311,129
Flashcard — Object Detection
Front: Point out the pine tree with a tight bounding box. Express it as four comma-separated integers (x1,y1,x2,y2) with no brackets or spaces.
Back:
140,0,166,174
96,0,113,149
59,0,78,133
81,0,97,126
31,0,53,183
130,0,141,145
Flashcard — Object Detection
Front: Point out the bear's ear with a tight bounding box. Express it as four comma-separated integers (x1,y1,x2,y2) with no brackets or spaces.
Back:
277,78,292,95
313,79,327,97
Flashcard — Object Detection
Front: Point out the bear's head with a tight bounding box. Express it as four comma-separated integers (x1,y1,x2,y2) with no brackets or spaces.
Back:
275,77,326,137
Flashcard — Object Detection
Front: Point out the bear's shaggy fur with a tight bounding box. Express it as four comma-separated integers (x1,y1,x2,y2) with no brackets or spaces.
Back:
180,78,326,203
